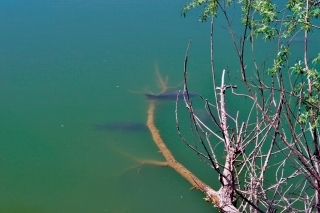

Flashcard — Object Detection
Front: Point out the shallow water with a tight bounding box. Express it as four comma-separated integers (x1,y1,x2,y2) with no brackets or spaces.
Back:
0,1,319,212
0,1,217,212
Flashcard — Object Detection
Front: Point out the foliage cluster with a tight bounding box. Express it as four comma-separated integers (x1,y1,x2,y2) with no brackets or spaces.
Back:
179,0,320,212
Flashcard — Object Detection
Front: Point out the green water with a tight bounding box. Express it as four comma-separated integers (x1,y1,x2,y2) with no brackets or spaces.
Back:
1,1,319,212
0,1,217,212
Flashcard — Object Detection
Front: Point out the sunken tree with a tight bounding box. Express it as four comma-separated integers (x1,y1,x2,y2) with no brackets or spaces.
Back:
176,0,320,212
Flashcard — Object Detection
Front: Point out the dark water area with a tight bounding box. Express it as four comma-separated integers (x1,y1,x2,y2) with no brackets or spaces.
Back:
93,121,148,132
0,1,319,212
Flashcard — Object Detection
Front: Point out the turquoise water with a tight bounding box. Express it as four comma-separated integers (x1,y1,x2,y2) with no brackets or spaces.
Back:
1,1,319,212
0,1,218,212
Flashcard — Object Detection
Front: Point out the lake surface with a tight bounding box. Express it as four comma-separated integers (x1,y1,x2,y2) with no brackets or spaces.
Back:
0,1,319,213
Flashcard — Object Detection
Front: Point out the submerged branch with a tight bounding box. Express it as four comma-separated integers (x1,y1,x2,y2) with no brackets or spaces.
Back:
146,100,221,205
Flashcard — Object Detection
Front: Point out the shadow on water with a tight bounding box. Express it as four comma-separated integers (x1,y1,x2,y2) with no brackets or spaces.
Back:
93,121,148,132
145,91,197,101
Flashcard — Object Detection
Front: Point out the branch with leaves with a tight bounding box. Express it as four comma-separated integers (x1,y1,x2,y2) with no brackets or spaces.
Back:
177,0,320,212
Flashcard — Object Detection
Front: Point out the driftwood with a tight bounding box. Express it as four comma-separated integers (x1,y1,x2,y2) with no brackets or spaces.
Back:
144,65,239,212
146,100,221,206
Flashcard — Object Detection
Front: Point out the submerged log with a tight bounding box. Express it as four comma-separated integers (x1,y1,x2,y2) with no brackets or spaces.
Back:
146,100,239,213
